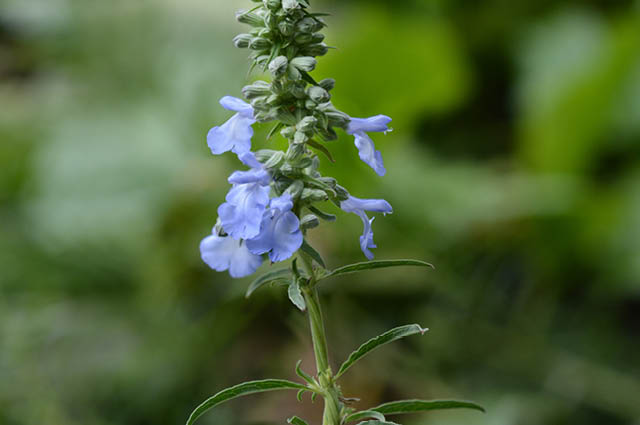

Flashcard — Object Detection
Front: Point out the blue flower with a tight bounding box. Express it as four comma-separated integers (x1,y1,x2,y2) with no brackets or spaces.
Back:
246,194,303,262
207,96,256,156
346,115,392,177
218,152,271,240
200,230,263,278
341,195,393,260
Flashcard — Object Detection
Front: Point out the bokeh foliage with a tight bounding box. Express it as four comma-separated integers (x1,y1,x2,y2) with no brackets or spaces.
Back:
1,0,639,424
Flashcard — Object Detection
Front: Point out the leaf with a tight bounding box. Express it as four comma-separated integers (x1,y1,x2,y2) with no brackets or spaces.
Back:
295,360,315,385
288,416,309,425
372,399,485,415
267,122,284,140
246,268,291,298
307,139,335,162
336,324,428,378
308,206,336,222
185,379,309,425
320,259,434,281
301,240,326,268
288,278,306,311
344,410,386,423
301,70,318,85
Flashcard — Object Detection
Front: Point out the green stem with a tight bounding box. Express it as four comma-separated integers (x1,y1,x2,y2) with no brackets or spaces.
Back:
298,252,342,425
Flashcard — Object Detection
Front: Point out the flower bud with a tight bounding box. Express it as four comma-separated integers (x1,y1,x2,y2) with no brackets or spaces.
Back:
301,214,320,230
278,20,295,36
282,0,300,12
249,37,272,50
264,0,281,11
296,17,323,33
285,180,304,199
301,188,329,202
287,65,302,80
311,33,325,44
290,56,317,72
318,78,335,91
254,149,279,162
242,80,271,99
263,150,286,169
281,126,296,139
297,116,317,132
264,12,278,29
334,184,350,201
294,130,308,143
318,126,338,141
233,33,252,48
268,56,289,77
236,10,265,27
302,43,329,57
325,110,350,127
307,86,330,103
294,32,313,44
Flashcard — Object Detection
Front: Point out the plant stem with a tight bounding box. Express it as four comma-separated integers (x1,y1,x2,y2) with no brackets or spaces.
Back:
298,252,342,425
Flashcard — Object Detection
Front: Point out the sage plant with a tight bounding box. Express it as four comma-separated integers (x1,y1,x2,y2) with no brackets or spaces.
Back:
189,1,484,424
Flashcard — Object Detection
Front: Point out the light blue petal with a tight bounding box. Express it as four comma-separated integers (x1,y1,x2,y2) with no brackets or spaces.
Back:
220,96,254,118
269,193,294,213
269,211,303,262
341,195,393,215
353,132,386,176
200,233,262,277
359,216,376,260
246,207,302,263
207,114,255,156
219,183,270,239
238,151,263,169
244,213,272,255
347,115,392,134
228,240,264,278
228,168,270,185
200,233,234,272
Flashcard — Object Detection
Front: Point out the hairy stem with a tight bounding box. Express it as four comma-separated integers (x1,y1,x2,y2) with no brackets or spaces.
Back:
298,252,342,425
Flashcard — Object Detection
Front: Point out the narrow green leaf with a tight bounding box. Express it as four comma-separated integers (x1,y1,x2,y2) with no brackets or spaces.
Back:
295,360,315,385
372,399,485,415
308,206,337,222
288,278,306,311
307,139,335,162
267,122,284,140
185,379,308,425
320,259,434,281
296,389,305,402
288,416,309,425
301,70,318,85
344,410,386,423
301,240,326,268
246,268,291,298
336,324,428,378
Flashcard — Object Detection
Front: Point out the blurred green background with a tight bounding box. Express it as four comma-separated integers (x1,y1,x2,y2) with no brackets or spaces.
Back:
1,0,639,424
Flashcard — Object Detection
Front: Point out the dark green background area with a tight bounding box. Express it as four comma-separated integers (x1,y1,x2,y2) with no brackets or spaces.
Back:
1,0,639,424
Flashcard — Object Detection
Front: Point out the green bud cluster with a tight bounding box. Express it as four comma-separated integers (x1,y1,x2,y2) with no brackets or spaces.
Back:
235,0,351,211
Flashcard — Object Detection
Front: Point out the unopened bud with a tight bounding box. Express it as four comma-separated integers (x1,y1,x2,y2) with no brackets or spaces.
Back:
281,126,296,139
318,78,335,91
236,10,264,27
249,37,272,50
290,56,317,72
263,151,285,169
285,181,304,199
307,86,330,103
302,43,329,57
268,56,289,76
301,188,329,202
301,214,320,230
297,116,317,132
242,80,271,99
282,0,300,11
264,0,281,11
233,33,252,48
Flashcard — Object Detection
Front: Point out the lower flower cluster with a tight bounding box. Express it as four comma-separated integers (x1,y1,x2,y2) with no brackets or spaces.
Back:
201,96,394,277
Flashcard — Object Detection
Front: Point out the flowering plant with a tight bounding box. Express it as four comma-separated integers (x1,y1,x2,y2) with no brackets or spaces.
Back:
188,1,484,424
